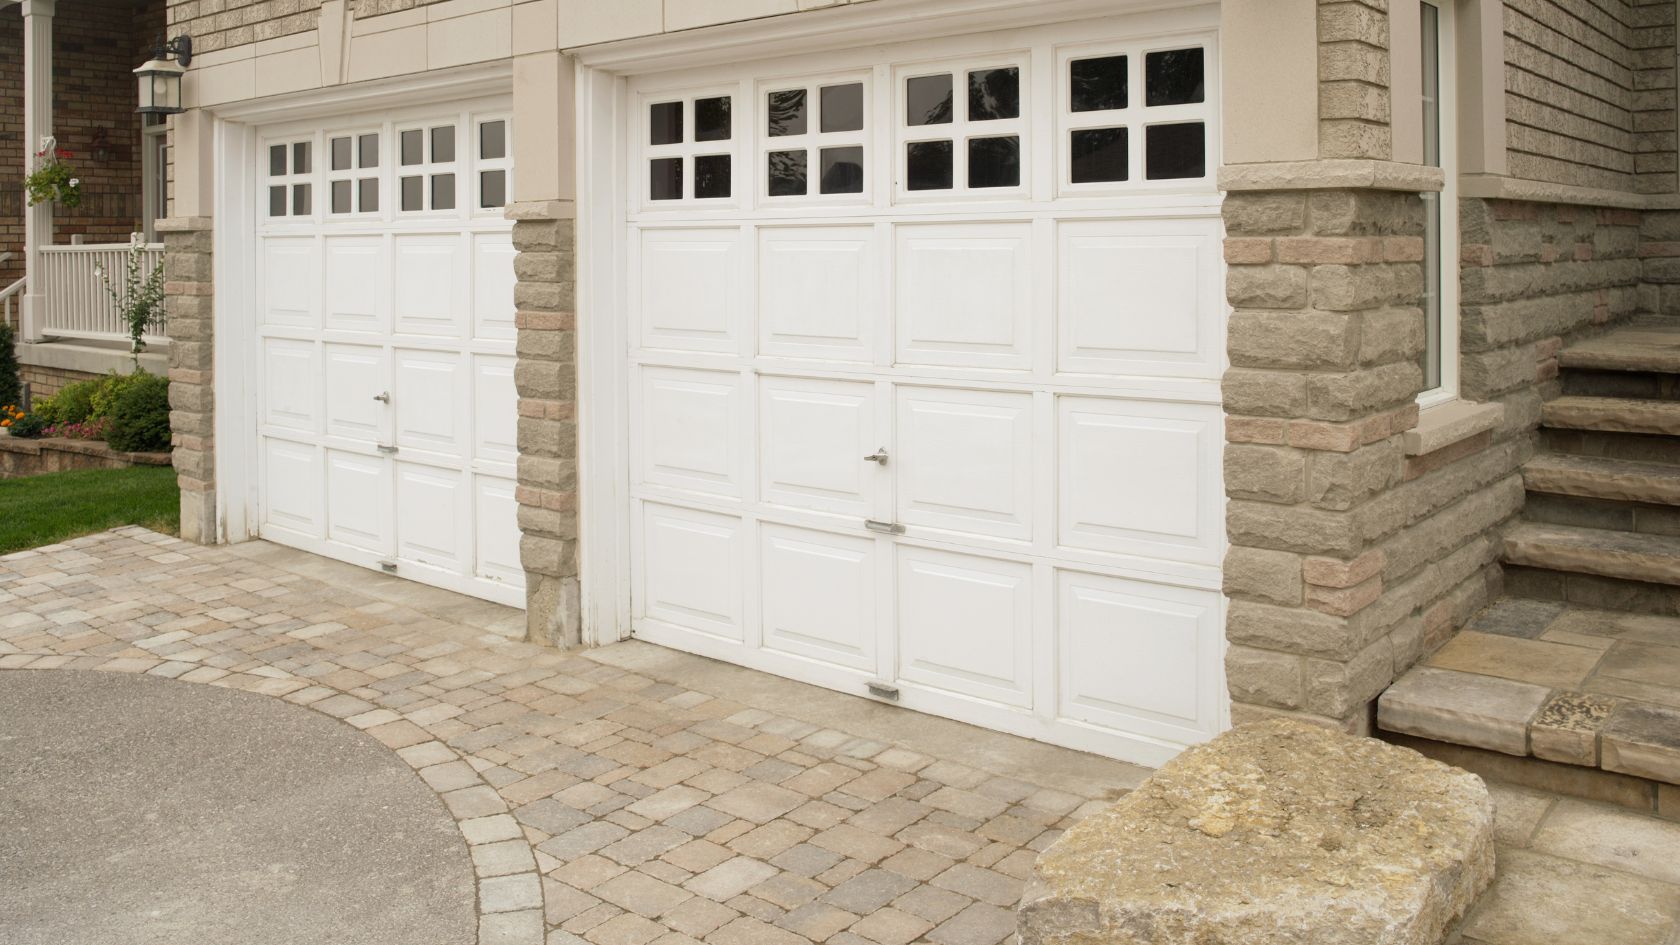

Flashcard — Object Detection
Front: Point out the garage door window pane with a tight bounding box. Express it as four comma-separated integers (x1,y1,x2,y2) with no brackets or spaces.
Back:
331,179,352,214
906,140,953,190
768,89,807,137
292,182,311,216
650,102,683,145
401,175,423,211
1071,55,1128,112
330,136,352,171
767,149,807,196
292,142,311,174
907,74,953,126
479,120,507,159
819,146,864,194
431,126,455,164
359,178,379,212
1071,127,1128,183
695,98,731,142
649,157,682,200
694,155,731,199
820,84,863,133
269,144,287,176
967,68,1019,121
400,130,423,166
1145,122,1205,179
431,173,455,210
359,133,379,168
968,136,1020,188
1145,48,1205,107
480,169,506,208
269,185,287,216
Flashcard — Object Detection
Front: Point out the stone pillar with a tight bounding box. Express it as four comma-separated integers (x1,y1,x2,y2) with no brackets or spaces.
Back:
509,202,579,646
157,217,216,544
18,0,54,343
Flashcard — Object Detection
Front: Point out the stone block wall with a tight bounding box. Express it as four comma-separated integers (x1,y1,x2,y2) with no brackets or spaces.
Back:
510,210,580,647
159,219,215,545
1318,0,1392,161
1641,209,1680,315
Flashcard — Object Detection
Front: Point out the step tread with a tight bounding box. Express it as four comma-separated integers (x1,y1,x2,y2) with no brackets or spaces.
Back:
1542,396,1680,436
1522,452,1680,506
1560,322,1680,374
1505,522,1680,586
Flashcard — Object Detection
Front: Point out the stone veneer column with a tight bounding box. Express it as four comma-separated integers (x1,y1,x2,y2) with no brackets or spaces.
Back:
508,203,579,646
158,216,216,545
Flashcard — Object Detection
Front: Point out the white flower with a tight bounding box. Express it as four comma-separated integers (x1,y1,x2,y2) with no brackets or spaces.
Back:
67,178,79,187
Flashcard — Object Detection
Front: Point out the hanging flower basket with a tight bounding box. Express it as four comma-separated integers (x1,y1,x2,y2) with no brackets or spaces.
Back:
25,145,82,209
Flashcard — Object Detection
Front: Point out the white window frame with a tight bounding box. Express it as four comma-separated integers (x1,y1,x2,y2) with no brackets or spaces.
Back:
323,125,383,218
636,86,742,211
892,53,1032,202
1418,0,1460,410
756,70,873,207
141,116,169,241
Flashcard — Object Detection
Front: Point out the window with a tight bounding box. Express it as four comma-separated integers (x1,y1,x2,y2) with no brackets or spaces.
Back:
327,130,380,214
1059,41,1213,192
265,138,312,218
477,118,512,209
1419,0,1459,405
141,115,168,241
645,92,735,203
897,60,1023,196
397,123,458,212
761,77,867,199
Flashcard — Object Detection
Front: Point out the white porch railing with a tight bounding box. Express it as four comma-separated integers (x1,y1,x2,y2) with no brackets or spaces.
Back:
37,242,168,344
1,275,24,335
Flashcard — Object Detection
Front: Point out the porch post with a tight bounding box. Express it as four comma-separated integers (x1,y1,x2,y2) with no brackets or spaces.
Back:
19,0,54,344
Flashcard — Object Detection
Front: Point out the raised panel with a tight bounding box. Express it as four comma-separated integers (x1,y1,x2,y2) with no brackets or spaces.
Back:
638,366,746,498
326,450,392,553
896,386,1033,541
1057,396,1221,564
396,462,467,571
473,232,518,341
896,223,1031,369
393,234,467,337
263,439,321,535
760,376,875,516
263,338,320,433
473,355,518,466
758,226,875,362
1057,218,1223,377
760,524,877,673
395,348,467,457
639,228,743,354
323,236,387,333
323,343,387,443
474,474,524,587
262,238,319,327
896,547,1032,708
641,503,744,642
1058,570,1221,742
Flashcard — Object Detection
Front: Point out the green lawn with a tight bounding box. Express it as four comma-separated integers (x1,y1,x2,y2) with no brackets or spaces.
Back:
0,465,179,555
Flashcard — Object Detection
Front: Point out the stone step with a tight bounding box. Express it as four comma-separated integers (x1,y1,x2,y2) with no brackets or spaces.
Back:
1561,369,1680,402
1523,453,1680,506
1560,321,1680,374
1543,428,1680,467
1504,522,1680,588
1542,396,1680,437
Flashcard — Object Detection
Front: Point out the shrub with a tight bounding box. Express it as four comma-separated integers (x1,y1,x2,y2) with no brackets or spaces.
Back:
105,372,171,453
90,370,145,419
6,410,47,438
0,321,19,410
36,378,98,425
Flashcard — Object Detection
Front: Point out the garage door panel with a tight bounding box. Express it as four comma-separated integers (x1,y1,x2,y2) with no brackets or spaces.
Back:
473,232,518,342
641,503,745,642
262,238,320,328
639,228,743,354
264,439,322,536
759,226,876,362
263,338,321,433
323,343,388,443
896,387,1033,540
395,348,468,458
760,376,876,516
473,354,519,466
638,366,747,499
761,524,877,673
394,234,468,338
1058,397,1220,564
896,546,1032,708
1058,570,1220,741
323,236,387,334
474,475,524,587
1057,219,1222,378
396,462,468,571
326,449,393,554
896,223,1031,370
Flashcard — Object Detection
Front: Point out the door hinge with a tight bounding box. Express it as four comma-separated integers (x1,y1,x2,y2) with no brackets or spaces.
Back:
864,519,905,535
866,681,900,700
379,560,398,573
377,444,399,454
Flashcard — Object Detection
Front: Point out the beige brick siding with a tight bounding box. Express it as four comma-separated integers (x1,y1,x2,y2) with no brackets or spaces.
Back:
1320,0,1393,160
17,364,101,402
1503,0,1678,196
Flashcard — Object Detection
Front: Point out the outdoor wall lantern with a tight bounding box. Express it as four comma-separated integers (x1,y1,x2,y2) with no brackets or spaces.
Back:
135,36,192,116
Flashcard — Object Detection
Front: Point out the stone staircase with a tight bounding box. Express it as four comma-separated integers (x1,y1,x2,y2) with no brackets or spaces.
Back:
1380,319,1680,817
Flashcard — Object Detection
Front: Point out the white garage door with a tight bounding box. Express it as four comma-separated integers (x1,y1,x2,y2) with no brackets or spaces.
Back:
254,99,524,606
625,12,1226,765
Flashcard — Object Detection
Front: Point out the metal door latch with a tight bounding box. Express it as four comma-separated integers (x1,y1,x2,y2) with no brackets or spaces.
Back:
379,561,398,573
864,519,905,535
863,447,889,465
866,681,900,700
377,444,399,454
373,391,391,404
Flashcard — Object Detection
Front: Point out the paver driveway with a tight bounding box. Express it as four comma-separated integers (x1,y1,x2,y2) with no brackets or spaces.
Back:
0,528,1145,945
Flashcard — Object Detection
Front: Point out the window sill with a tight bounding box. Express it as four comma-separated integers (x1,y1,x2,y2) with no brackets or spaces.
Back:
1403,399,1503,457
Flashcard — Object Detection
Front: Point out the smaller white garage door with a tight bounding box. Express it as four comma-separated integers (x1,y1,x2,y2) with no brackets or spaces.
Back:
253,99,524,606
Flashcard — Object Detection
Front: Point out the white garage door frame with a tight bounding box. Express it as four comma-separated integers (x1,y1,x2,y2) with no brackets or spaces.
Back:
210,64,521,605
575,0,1229,767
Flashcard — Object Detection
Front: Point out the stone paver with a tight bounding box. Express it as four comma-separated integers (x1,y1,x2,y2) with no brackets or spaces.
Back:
0,529,1136,945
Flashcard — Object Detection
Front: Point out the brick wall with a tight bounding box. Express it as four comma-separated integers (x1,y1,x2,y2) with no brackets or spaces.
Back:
18,363,100,401
164,0,455,54
1319,0,1392,160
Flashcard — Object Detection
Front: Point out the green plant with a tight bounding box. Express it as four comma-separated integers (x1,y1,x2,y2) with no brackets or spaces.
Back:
90,371,145,419
94,235,165,362
0,321,19,410
105,372,171,453
24,143,82,209
6,410,47,438
35,378,98,426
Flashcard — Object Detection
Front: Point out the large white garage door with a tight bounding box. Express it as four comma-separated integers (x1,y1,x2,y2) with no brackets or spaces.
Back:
254,99,524,606
625,12,1225,765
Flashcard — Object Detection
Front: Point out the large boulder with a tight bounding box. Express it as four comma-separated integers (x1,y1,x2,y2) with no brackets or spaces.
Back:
1019,720,1493,945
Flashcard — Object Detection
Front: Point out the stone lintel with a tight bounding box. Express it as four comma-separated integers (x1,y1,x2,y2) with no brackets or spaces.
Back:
1219,160,1446,193
154,216,214,233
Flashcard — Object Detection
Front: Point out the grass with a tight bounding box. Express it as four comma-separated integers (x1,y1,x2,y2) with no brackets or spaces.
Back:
0,464,179,555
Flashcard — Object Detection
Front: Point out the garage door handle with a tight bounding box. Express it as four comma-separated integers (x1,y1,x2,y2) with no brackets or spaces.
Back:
864,519,904,535
863,448,889,465
377,444,398,454
373,391,390,404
